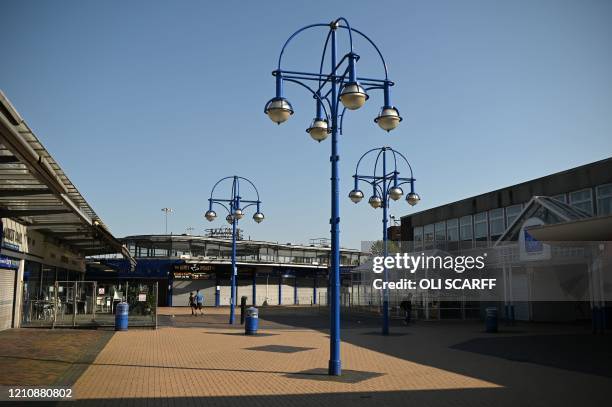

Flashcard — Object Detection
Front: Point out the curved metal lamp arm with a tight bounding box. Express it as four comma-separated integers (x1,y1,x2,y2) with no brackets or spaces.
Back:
354,147,382,175
210,200,231,215
393,150,415,178
338,25,389,80
236,176,261,202
283,78,331,121
277,23,330,71
209,176,235,200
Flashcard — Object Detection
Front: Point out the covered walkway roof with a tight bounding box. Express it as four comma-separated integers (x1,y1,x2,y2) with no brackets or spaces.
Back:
0,90,135,268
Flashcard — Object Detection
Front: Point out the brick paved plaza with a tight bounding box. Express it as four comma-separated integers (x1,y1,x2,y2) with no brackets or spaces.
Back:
0,306,610,406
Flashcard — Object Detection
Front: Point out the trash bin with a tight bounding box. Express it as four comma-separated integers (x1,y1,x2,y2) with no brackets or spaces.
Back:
245,307,258,335
115,302,129,331
485,307,498,333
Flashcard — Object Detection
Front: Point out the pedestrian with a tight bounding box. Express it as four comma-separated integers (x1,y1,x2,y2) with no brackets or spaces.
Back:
400,296,412,325
188,292,196,316
195,289,204,316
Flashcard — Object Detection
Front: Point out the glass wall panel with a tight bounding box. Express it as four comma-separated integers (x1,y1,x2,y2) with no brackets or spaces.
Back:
488,208,505,240
474,212,488,242
505,204,523,227
569,189,593,215
446,219,459,241
459,215,473,241
596,184,612,215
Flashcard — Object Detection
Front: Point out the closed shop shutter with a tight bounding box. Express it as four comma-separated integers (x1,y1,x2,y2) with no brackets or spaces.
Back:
237,280,253,305
219,280,232,306
0,269,16,331
296,278,314,305
255,276,271,306
172,280,215,307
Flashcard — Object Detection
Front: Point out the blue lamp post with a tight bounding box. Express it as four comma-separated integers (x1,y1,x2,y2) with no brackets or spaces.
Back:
265,17,401,376
349,147,420,335
204,176,264,325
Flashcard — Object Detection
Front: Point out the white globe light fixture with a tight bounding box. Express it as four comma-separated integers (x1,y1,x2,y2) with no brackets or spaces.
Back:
204,210,217,222
375,106,402,132
348,189,364,203
306,118,329,142
388,186,403,201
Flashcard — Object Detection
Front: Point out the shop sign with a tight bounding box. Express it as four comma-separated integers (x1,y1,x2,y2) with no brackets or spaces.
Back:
173,271,214,280
173,264,215,272
0,255,19,269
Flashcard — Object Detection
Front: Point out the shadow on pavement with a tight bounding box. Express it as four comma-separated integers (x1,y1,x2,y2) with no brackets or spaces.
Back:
451,333,612,378
31,387,575,407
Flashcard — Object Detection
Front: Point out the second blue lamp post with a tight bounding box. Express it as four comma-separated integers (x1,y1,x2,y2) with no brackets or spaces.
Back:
204,176,264,325
265,17,402,375
349,147,420,335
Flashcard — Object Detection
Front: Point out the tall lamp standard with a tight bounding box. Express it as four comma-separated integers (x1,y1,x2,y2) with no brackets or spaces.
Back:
265,17,402,376
349,146,420,335
204,176,264,325
161,207,174,234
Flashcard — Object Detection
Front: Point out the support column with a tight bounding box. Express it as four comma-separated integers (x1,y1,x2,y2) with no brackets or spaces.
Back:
215,274,220,307
252,270,257,306
14,259,25,328
278,273,282,305
313,274,317,305
294,274,298,305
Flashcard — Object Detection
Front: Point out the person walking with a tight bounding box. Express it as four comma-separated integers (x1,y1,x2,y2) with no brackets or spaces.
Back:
195,289,204,316
400,296,412,325
188,292,196,316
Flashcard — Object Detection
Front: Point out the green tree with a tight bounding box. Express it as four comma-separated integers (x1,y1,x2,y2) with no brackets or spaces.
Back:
370,240,400,256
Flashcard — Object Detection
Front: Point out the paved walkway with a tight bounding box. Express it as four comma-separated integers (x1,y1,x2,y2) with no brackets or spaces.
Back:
1,306,611,406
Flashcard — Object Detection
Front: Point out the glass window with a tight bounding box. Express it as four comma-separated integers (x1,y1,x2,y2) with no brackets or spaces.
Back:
489,208,505,239
569,189,593,215
413,227,423,250
446,219,459,241
551,194,566,203
434,221,445,241
596,184,612,216
459,215,473,241
505,204,522,227
474,212,488,241
423,224,434,249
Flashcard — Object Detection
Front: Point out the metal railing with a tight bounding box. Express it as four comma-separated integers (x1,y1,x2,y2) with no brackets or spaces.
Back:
22,281,158,328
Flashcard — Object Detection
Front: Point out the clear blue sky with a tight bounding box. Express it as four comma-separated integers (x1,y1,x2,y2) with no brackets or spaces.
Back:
1,0,611,249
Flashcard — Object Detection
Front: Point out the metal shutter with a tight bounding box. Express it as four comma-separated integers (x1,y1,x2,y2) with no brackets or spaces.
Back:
172,280,215,307
0,269,16,330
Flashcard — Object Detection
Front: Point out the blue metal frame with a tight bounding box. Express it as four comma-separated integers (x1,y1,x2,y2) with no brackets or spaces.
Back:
351,147,416,335
206,176,263,324
267,18,399,376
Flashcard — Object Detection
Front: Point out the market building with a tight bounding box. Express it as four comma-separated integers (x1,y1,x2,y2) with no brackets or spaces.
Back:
86,232,367,307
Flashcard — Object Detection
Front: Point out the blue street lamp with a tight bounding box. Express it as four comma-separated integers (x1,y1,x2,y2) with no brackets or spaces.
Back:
204,176,264,325
349,147,419,335
265,17,401,376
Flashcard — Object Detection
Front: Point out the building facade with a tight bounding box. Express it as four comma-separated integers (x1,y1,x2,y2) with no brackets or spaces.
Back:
398,158,612,322
86,234,367,307
0,91,133,330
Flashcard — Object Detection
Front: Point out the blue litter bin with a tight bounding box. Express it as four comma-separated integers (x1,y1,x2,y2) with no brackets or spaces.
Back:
115,302,129,331
245,307,258,335
485,307,498,333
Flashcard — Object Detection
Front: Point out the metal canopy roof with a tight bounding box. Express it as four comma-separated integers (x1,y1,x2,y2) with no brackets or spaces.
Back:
0,90,135,268
494,196,591,245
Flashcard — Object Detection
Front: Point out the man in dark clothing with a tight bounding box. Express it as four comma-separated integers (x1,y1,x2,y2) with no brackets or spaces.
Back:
188,292,196,316
400,297,412,325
